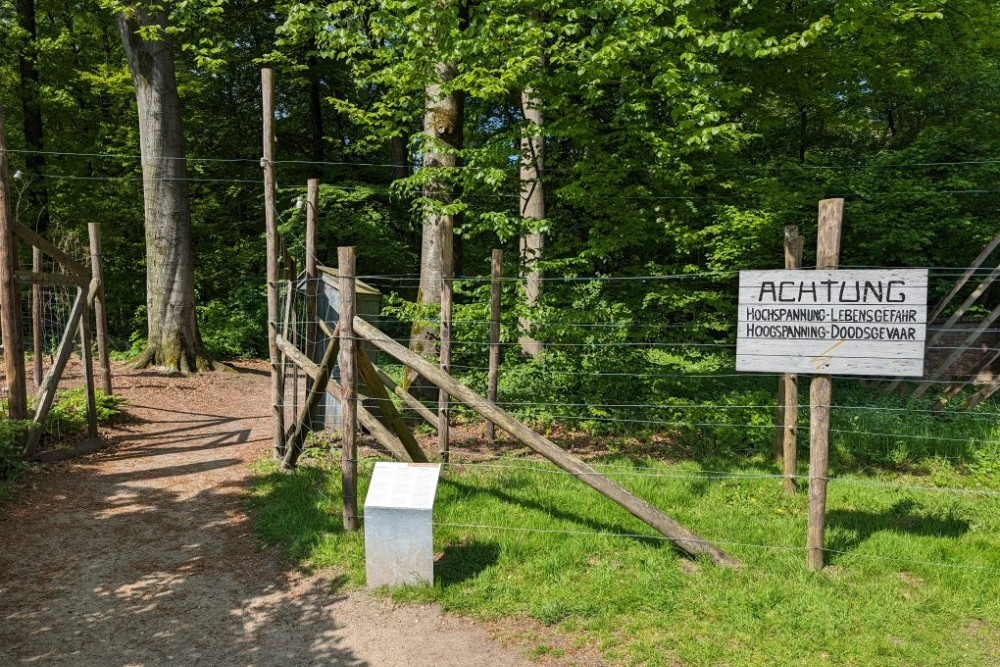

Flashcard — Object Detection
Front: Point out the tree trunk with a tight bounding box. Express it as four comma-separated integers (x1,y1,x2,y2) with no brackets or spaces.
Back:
404,61,463,399
16,0,49,234
391,135,410,181
519,83,545,356
307,51,325,176
117,7,214,372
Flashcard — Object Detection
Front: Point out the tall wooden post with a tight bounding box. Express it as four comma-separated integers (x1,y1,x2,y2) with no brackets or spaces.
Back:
778,225,802,494
339,247,359,531
807,199,843,571
88,223,112,394
487,249,503,443
438,216,453,461
78,301,98,438
32,247,43,390
305,178,319,424
0,99,27,419
262,69,285,458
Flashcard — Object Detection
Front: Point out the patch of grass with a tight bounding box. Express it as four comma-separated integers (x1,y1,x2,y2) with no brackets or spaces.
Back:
248,445,1000,666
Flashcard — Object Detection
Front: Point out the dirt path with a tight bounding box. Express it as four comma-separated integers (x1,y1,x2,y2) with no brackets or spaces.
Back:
0,362,538,667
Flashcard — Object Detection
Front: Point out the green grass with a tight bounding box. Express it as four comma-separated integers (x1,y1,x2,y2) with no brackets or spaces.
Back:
247,446,1000,667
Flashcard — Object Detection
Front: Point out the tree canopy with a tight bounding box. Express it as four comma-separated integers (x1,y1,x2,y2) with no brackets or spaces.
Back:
0,0,997,360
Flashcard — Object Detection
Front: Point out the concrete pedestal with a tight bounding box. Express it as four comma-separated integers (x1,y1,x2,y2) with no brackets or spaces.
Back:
364,462,441,588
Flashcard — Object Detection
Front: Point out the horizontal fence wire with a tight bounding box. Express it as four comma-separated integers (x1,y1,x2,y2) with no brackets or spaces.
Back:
271,250,1000,577
12,148,1000,172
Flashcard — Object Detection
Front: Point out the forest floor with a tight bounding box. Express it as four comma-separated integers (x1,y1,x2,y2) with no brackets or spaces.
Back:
0,360,553,667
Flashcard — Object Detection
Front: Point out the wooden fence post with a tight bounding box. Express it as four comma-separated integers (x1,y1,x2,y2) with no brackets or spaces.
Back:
78,299,98,438
32,247,43,390
777,225,802,494
305,178,319,427
487,249,503,443
807,198,843,571
339,246,359,531
438,212,453,461
88,223,112,394
0,99,27,419
262,68,285,458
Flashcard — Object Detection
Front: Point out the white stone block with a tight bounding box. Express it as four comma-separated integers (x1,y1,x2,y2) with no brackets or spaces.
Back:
364,462,441,588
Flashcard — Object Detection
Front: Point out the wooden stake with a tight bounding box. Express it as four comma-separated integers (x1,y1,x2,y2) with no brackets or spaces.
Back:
0,100,27,419
262,68,284,458
357,344,427,463
305,178,319,425
78,297,98,438
32,246,43,390
777,226,802,494
914,299,1000,399
339,246,359,531
274,333,417,464
371,363,438,429
438,212,453,461
487,248,503,442
351,315,741,567
25,287,86,454
88,224,112,394
281,325,339,469
807,198,843,571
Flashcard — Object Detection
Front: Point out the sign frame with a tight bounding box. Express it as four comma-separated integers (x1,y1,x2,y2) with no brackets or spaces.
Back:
736,268,929,377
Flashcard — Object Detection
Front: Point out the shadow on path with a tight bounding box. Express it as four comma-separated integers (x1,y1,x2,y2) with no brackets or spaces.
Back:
0,367,370,667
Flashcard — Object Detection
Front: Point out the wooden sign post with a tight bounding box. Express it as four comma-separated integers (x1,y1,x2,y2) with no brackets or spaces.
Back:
807,199,842,571
737,199,930,570
776,225,803,494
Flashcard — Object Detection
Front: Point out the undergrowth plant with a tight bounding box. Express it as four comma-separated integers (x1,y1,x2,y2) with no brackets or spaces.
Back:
0,389,126,488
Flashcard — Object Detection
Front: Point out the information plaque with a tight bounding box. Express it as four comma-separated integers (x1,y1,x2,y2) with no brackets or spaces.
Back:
364,462,441,588
736,269,928,376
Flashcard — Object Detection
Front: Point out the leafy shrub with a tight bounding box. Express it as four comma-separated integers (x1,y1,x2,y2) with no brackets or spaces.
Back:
45,389,126,436
197,299,264,359
0,420,35,479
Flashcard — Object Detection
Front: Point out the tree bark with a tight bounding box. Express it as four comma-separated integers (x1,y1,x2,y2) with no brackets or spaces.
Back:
404,60,463,399
16,0,49,234
391,135,410,181
117,6,214,372
519,82,545,356
307,52,325,175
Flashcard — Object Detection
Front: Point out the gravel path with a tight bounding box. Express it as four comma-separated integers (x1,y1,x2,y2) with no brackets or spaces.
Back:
0,362,539,667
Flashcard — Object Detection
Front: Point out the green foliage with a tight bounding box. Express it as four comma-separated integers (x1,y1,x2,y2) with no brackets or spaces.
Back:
44,388,126,435
197,299,264,359
0,389,124,486
279,184,418,276
4,0,999,359
0,420,36,480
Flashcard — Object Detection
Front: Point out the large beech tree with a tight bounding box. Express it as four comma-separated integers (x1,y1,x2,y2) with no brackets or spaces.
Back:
116,3,214,371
